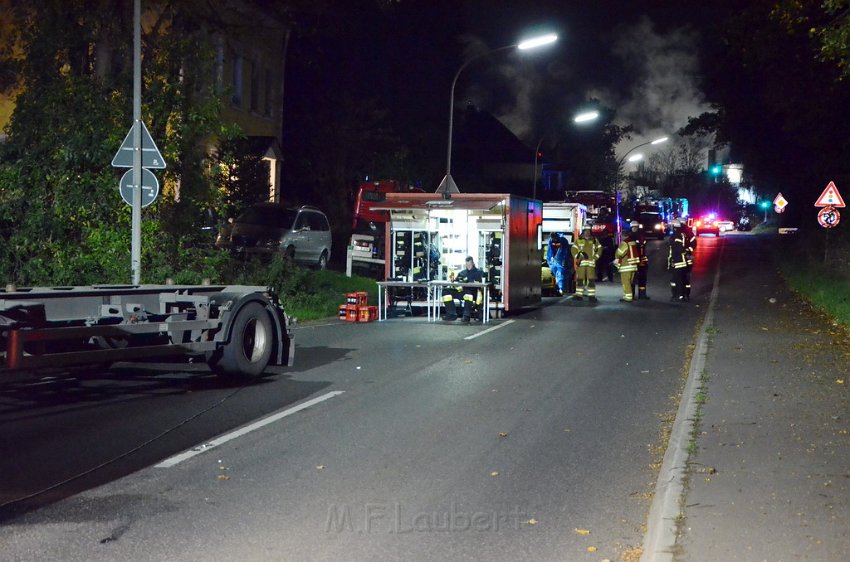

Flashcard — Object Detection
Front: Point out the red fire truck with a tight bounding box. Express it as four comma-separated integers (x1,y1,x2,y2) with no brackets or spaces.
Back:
347,180,423,277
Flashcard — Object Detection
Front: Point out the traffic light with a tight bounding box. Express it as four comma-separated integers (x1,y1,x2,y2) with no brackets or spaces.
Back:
759,201,769,209
710,165,722,175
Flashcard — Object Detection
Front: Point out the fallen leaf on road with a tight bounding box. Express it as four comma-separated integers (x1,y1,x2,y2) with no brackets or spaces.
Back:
574,528,590,535
760,327,769,331
490,471,499,477
837,379,845,384
316,465,326,470
527,518,538,525
499,432,509,438
217,475,230,480
587,546,597,552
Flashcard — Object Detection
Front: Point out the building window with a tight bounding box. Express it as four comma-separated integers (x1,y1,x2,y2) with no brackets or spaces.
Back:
249,59,258,112
231,54,243,107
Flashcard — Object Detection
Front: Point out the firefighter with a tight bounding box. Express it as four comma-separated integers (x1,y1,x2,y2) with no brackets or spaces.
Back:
546,232,570,295
571,228,601,302
667,222,690,301
632,223,650,299
684,224,696,300
615,228,640,302
596,233,616,282
442,256,483,322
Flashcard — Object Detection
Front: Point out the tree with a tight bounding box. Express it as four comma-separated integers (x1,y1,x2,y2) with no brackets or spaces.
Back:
699,0,850,226
0,0,276,284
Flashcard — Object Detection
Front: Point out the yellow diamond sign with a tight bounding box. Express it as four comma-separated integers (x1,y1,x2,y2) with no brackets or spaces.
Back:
773,192,788,210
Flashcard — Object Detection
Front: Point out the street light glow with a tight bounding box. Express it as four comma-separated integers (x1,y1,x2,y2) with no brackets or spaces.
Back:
574,111,599,123
517,33,558,50
650,136,669,145
627,153,643,163
441,30,559,197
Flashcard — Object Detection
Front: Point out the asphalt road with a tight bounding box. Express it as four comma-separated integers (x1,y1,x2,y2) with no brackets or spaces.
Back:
0,235,725,561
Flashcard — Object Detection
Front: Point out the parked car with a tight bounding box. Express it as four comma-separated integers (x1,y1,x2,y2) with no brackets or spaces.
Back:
716,219,735,232
218,203,332,269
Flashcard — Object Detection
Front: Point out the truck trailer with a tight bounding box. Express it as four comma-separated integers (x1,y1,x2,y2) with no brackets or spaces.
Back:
0,283,294,382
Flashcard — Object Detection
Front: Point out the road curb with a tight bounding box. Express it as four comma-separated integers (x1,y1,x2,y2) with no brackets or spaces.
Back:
640,242,724,562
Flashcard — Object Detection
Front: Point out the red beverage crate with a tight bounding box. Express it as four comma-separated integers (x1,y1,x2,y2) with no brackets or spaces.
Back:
345,304,359,322
338,304,348,320
357,305,378,322
346,291,369,306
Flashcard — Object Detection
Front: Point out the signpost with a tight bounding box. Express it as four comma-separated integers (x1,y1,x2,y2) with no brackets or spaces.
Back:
773,192,788,214
814,181,845,263
110,0,166,284
112,121,166,169
119,168,159,207
814,181,844,229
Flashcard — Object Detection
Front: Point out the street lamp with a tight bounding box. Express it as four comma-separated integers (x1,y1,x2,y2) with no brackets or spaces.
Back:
533,109,599,200
438,32,558,198
613,135,669,243
616,136,669,168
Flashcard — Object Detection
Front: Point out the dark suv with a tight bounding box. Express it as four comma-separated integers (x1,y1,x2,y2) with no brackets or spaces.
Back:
218,203,332,269
634,212,667,239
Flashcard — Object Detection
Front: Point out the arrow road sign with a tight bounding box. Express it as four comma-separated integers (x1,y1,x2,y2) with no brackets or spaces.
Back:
111,120,166,169
119,168,159,208
814,181,845,208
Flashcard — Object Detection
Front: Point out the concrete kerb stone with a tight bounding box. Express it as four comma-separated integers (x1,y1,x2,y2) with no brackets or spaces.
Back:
640,243,724,562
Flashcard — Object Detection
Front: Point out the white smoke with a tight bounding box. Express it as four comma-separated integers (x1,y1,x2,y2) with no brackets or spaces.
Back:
457,34,546,142
605,17,714,161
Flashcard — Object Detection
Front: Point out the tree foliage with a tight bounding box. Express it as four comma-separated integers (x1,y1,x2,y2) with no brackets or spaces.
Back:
0,0,263,285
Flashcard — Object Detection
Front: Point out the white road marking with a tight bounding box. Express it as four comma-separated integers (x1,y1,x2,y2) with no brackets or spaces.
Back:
464,319,515,340
155,391,346,468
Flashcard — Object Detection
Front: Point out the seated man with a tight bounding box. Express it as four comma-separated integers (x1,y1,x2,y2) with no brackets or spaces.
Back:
442,256,483,323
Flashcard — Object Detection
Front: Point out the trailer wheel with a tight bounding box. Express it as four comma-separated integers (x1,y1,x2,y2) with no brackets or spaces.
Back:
208,302,274,378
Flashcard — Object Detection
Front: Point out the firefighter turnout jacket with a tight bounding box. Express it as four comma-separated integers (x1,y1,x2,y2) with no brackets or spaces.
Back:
571,237,601,269
616,239,640,272
668,231,689,269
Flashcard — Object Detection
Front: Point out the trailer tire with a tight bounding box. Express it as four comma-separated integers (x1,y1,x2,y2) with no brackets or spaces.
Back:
208,302,274,378
317,250,328,270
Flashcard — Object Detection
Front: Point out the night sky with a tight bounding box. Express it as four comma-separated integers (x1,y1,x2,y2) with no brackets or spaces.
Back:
314,0,723,158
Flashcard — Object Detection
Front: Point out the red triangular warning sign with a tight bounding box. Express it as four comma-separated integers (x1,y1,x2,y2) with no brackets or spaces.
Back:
814,181,846,208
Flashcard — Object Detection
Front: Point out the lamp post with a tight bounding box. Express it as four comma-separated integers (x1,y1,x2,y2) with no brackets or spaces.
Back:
532,110,599,201
438,33,558,198
613,136,668,243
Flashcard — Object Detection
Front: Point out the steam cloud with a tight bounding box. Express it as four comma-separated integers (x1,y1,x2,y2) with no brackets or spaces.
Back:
458,17,716,165
606,16,713,158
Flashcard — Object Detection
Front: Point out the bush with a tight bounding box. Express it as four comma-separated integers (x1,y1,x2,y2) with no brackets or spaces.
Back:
776,227,850,328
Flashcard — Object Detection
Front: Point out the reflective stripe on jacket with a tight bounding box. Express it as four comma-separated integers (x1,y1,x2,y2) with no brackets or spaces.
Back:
571,238,600,268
